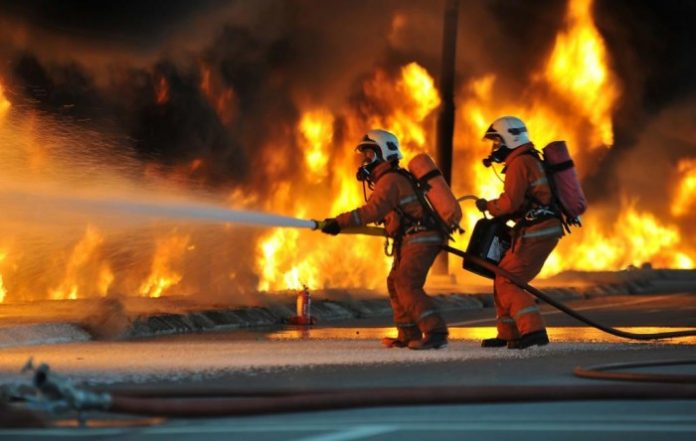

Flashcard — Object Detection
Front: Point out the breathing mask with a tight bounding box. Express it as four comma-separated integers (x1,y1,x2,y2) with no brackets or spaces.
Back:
483,136,513,167
356,146,380,182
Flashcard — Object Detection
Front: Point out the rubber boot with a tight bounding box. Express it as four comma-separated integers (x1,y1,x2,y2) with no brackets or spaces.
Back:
508,330,549,349
408,332,448,350
382,327,421,348
481,337,511,348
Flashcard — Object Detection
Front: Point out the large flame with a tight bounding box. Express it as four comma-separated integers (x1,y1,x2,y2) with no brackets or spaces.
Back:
545,0,618,147
50,225,112,300
255,62,441,291
138,232,190,298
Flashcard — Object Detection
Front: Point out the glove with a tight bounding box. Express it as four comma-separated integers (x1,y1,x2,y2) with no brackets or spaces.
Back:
320,218,341,236
475,198,488,212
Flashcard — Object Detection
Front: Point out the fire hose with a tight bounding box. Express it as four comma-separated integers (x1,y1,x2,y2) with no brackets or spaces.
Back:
6,361,695,419
442,245,696,341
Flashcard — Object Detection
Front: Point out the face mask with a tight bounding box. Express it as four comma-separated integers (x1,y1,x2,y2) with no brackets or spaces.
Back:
482,138,512,167
356,159,379,182
356,147,380,181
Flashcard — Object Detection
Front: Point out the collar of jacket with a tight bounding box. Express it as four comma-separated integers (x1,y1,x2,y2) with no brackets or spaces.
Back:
370,161,399,183
501,142,535,173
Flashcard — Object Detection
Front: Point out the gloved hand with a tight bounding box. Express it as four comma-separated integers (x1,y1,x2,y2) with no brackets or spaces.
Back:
320,218,341,236
475,198,488,212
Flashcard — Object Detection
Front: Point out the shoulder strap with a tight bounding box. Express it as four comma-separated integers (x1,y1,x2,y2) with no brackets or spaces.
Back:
393,168,453,237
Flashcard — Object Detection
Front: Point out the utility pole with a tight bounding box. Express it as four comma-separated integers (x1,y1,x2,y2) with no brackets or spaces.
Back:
433,0,459,276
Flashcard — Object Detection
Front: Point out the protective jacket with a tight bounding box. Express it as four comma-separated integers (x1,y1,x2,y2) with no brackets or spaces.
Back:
485,143,564,244
486,143,561,339
335,161,447,337
336,162,443,246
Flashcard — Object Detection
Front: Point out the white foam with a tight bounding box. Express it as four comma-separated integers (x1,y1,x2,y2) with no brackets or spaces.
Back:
0,323,91,349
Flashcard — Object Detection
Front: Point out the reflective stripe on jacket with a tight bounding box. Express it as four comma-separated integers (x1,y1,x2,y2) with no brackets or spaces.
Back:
335,162,429,238
486,144,563,239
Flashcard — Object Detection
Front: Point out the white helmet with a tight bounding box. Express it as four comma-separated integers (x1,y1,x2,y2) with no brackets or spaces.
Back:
483,116,530,149
482,116,530,165
356,129,403,162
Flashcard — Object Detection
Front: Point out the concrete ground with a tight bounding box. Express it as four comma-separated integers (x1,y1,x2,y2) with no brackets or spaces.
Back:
0,293,695,439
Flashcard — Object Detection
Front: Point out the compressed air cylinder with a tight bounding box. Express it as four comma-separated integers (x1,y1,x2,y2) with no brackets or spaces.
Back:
542,141,587,219
408,153,462,229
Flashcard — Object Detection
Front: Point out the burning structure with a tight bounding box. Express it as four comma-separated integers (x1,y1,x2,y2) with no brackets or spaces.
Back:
0,0,694,304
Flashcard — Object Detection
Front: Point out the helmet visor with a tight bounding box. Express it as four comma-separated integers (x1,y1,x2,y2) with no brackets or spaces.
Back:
485,134,505,152
356,145,379,165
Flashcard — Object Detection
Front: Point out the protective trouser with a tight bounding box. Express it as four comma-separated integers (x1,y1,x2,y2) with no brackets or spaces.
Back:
387,239,447,336
494,235,558,339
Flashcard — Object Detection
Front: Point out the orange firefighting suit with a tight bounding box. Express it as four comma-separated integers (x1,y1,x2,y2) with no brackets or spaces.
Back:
336,161,448,339
485,143,563,339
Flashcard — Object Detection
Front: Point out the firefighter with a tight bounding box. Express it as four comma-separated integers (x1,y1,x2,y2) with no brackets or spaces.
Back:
320,129,448,350
476,116,563,349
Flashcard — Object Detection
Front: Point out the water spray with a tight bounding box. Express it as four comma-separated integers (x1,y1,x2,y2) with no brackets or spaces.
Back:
1,187,389,235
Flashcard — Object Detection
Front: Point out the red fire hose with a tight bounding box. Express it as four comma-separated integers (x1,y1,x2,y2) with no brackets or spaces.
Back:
102,384,696,417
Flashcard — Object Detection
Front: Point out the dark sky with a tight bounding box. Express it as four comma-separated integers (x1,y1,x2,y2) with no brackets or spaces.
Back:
0,0,229,48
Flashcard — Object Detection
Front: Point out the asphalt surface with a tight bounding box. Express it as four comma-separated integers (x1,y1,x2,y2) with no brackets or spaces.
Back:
1,293,695,439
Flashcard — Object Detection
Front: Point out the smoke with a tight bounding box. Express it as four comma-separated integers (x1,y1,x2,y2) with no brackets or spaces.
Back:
586,0,696,200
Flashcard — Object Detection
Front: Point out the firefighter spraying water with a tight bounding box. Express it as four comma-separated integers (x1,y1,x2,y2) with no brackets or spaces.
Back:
318,129,462,350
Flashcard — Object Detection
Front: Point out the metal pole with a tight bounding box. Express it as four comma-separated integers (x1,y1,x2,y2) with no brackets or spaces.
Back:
433,0,459,276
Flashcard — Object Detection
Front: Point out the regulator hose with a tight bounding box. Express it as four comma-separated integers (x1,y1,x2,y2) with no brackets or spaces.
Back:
442,245,696,340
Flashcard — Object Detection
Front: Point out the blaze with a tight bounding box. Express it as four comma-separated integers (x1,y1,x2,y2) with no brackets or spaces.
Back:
671,158,696,217
542,201,691,276
0,249,7,303
255,62,440,291
545,0,618,147
363,62,441,157
299,109,334,183
138,232,190,298
50,225,112,300
0,81,10,116
0,0,692,307
200,64,236,125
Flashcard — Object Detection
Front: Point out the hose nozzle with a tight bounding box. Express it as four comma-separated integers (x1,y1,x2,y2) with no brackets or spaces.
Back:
311,219,326,231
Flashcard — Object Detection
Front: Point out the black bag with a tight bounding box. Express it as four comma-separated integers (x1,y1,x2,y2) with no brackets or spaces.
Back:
463,218,511,279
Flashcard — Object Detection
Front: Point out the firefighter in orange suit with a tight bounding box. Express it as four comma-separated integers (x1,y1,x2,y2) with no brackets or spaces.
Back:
476,116,563,349
320,129,448,350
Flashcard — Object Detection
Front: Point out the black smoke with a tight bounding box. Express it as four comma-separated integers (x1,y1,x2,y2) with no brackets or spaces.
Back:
0,0,694,197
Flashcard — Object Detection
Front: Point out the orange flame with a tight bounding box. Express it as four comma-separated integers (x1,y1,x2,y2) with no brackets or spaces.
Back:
139,233,190,298
299,109,334,183
255,62,440,291
541,200,692,277
200,64,236,124
364,62,441,157
545,0,618,147
155,76,169,104
0,249,7,303
672,158,696,218
0,81,10,116
50,225,112,300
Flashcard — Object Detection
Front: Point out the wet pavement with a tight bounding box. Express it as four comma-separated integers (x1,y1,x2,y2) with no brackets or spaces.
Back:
0,293,695,439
